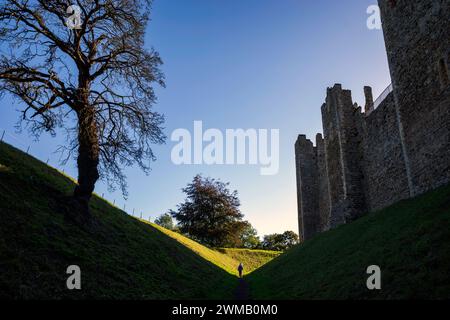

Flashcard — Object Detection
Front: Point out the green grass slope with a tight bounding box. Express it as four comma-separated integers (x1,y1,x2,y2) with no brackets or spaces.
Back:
217,248,281,275
147,223,240,275
147,223,280,276
248,184,450,299
0,141,238,299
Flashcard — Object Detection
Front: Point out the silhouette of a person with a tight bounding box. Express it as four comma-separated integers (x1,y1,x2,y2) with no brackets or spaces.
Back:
238,263,244,278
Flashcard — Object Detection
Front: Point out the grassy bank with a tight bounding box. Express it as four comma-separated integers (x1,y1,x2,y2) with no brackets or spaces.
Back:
0,141,237,299
248,184,450,299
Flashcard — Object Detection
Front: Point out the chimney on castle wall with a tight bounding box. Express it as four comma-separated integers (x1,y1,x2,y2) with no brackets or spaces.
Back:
364,86,374,114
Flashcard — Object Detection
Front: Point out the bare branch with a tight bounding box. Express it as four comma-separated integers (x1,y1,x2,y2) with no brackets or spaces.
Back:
0,0,165,197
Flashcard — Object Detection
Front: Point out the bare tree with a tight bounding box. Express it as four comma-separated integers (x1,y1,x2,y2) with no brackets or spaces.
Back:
0,0,165,221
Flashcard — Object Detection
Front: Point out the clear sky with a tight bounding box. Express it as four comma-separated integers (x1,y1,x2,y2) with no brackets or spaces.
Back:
0,0,391,237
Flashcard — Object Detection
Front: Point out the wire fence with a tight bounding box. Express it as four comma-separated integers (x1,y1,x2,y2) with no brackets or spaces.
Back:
0,128,152,222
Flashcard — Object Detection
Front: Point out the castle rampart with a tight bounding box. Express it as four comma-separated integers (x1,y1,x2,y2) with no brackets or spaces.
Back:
295,0,449,242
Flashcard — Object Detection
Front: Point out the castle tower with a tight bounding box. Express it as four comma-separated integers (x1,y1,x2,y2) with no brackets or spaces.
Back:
295,135,320,241
378,0,450,195
294,1,449,242
316,133,331,231
321,84,367,226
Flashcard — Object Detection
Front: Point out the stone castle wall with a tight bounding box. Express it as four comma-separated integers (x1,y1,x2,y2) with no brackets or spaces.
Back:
379,0,450,196
295,0,450,242
295,136,320,241
360,92,410,211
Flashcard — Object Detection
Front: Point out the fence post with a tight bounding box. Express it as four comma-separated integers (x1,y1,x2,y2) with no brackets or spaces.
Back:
102,193,104,198
123,204,126,211
113,199,115,205
1,130,5,142
46,158,49,164
140,212,142,219
26,146,30,154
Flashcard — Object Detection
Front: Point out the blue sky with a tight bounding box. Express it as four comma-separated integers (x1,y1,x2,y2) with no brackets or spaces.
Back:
0,0,391,236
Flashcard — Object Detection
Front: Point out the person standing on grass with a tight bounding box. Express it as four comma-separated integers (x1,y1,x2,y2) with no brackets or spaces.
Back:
238,263,244,278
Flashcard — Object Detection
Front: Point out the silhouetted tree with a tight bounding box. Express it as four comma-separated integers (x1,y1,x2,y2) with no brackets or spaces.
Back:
261,231,299,251
0,0,165,221
170,175,247,247
154,213,175,230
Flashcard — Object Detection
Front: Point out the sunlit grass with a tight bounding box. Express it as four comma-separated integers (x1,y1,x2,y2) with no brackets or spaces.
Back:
148,222,280,276
217,248,281,275
0,141,237,299
0,140,280,299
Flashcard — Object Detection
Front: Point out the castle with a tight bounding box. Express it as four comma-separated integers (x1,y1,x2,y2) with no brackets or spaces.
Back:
295,0,450,241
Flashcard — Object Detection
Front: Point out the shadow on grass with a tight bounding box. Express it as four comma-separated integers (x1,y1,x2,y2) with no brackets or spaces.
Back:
247,183,450,299
0,141,238,300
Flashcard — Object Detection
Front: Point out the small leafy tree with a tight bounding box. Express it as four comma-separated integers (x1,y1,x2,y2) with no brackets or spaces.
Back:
170,175,247,247
261,231,299,251
0,0,165,222
154,213,175,230
240,222,261,249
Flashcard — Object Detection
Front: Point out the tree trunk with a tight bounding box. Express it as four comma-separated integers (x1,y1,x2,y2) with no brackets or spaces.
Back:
73,106,100,220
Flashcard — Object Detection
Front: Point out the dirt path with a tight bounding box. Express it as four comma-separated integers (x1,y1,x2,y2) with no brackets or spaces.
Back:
234,278,250,300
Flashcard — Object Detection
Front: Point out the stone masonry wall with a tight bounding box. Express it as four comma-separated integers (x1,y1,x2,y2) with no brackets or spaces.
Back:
321,85,368,227
295,0,449,241
316,133,330,231
295,135,320,241
320,85,346,228
295,85,412,240
379,0,450,196
360,92,410,211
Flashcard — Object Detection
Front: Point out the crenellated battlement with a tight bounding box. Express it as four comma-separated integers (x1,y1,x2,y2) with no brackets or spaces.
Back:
295,0,450,242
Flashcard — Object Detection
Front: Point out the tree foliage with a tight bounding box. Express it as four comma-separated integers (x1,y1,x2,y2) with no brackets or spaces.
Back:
0,0,165,218
261,231,299,251
154,213,175,231
240,222,261,249
170,175,250,248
